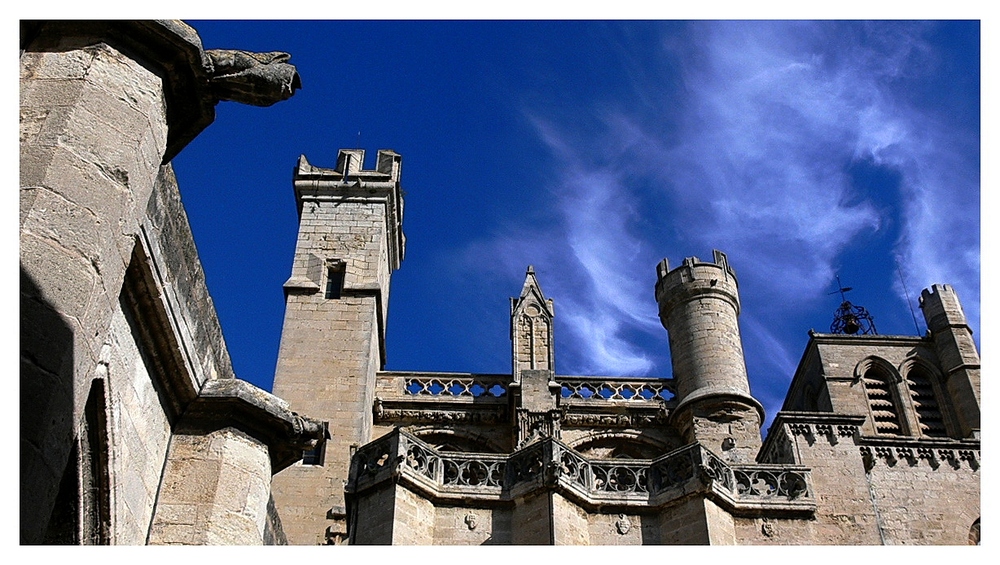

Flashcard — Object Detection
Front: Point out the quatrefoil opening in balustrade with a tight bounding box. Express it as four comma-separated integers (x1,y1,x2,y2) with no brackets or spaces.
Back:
593,465,648,493
405,378,507,398
560,381,674,402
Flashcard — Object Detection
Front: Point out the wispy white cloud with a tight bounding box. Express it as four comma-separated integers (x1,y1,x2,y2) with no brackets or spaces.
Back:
453,21,978,385
449,115,664,375
655,21,977,324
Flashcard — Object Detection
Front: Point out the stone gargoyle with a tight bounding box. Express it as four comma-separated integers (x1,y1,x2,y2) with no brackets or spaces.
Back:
205,49,302,107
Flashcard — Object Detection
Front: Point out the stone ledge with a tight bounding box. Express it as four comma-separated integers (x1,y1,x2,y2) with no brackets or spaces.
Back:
22,20,213,161
178,379,327,473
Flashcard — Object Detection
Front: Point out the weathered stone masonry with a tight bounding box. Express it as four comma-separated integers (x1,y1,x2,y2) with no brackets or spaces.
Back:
21,19,980,546
265,148,978,545
20,21,322,545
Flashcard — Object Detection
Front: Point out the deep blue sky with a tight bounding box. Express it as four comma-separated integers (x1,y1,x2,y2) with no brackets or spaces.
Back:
172,21,980,430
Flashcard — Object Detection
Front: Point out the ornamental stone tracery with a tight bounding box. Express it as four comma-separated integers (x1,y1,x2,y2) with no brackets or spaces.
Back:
347,428,815,514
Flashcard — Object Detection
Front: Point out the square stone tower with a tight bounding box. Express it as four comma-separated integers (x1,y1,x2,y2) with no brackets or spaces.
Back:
269,149,404,544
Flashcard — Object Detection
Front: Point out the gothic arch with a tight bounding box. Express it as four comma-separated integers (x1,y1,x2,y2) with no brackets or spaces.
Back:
567,431,675,460
801,382,819,412
410,427,504,454
855,356,906,436
898,357,950,438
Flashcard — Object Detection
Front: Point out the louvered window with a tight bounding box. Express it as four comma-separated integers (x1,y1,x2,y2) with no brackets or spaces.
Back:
906,368,947,437
863,368,903,435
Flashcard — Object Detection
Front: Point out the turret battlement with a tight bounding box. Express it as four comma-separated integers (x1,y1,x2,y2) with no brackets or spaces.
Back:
919,283,970,331
291,150,405,272
295,149,402,183
655,250,740,321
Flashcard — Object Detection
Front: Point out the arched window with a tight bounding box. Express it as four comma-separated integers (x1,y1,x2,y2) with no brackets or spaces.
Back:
969,518,980,545
861,364,904,435
905,365,947,437
414,430,502,453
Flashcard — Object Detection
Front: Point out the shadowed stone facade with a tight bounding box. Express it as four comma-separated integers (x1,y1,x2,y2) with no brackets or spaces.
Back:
21,20,979,546
20,20,323,545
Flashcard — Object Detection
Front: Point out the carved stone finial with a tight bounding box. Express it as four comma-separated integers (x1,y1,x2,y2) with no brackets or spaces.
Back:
205,49,302,106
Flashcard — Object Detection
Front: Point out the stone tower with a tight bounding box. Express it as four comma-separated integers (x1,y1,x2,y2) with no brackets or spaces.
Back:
919,284,980,438
655,250,763,463
270,149,404,544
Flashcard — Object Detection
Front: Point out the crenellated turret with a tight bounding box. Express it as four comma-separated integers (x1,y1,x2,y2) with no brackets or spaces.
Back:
655,250,763,462
919,284,980,437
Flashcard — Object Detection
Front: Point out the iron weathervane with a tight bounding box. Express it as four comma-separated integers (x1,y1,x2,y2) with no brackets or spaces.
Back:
829,276,877,335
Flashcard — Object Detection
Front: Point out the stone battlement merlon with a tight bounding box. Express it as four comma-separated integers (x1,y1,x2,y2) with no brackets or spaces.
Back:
292,152,405,271
295,150,402,182
919,283,971,332
655,249,741,319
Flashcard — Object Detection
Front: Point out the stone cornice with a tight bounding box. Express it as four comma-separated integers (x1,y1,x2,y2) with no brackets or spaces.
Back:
21,20,301,162
178,379,327,473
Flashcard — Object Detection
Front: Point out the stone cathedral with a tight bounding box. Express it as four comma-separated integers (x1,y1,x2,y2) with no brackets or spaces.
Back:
20,21,980,545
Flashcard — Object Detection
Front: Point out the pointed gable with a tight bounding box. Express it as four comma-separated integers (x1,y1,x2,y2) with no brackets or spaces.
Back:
510,266,555,376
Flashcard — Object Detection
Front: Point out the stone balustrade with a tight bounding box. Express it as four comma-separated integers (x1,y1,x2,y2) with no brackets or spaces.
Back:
557,377,676,403
347,428,814,514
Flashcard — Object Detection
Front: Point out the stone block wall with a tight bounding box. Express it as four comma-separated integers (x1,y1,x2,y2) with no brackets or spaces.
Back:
149,428,273,545
270,292,381,543
510,493,552,544
657,496,726,544
20,38,169,543
866,453,980,544
103,304,174,544
349,483,398,544
751,421,881,544
585,512,657,545
432,506,510,545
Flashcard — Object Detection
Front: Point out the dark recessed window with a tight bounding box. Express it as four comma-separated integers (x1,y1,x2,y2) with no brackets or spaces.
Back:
302,423,328,466
325,266,345,299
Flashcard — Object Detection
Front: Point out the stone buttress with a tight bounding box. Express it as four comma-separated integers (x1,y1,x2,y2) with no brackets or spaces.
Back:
20,20,321,545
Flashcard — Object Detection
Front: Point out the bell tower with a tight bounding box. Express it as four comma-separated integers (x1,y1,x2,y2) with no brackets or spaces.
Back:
270,149,404,544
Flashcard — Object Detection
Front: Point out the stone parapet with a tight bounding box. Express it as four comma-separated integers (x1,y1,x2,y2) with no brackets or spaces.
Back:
346,429,815,521
292,151,405,272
